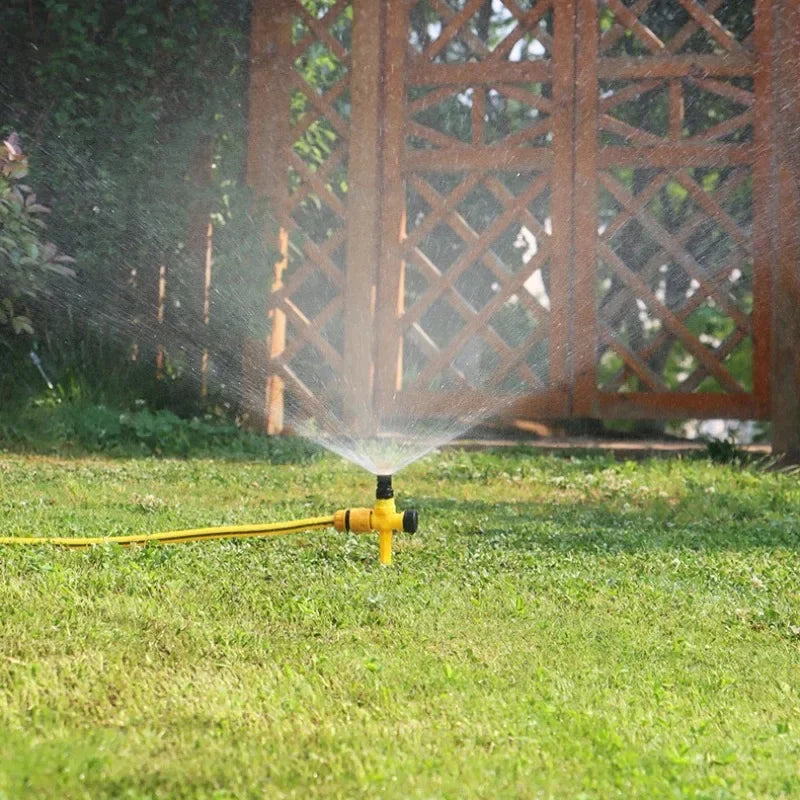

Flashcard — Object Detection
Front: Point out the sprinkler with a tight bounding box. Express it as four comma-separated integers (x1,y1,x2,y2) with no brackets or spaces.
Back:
333,475,418,565
0,475,418,565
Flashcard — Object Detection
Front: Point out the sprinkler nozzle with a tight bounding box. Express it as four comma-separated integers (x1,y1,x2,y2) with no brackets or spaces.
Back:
376,474,393,499
402,509,418,534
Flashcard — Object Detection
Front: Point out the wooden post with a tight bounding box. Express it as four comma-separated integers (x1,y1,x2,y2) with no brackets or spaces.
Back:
247,0,291,433
753,0,775,419
572,0,598,415
771,0,800,460
184,135,215,396
375,0,407,421
343,0,384,435
200,216,213,397
550,0,578,415
155,264,167,379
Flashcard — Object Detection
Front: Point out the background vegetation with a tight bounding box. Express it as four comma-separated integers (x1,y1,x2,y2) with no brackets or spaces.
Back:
1,0,272,418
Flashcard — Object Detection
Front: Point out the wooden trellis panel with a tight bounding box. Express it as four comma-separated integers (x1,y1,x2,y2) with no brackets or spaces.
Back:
572,0,772,420
379,0,574,424
249,0,356,432
251,0,780,434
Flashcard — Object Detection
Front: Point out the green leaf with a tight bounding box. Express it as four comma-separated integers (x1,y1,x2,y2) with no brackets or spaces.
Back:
11,314,33,335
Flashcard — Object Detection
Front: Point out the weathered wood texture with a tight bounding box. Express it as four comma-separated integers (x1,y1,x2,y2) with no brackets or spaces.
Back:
247,0,292,433
771,0,800,460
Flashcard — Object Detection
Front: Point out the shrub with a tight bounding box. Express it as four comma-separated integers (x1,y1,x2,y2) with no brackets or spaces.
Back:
0,132,74,339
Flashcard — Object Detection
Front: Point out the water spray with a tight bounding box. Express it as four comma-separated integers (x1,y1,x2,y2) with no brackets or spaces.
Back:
0,474,418,565
29,351,54,390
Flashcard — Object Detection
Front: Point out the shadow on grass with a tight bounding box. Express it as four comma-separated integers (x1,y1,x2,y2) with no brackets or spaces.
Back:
415,494,800,553
0,406,322,466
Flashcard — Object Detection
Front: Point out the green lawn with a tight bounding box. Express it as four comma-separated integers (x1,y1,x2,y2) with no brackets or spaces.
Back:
0,446,799,799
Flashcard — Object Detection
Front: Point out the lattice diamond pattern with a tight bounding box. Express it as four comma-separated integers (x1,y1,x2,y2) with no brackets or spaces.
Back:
401,170,553,393
596,167,753,394
599,75,753,146
599,0,753,57
401,0,557,401
593,1,758,402
409,84,553,149
275,0,352,407
408,0,554,62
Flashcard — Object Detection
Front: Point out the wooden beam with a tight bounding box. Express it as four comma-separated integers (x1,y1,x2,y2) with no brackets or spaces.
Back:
406,61,551,87
596,144,754,168
773,166,800,459
752,0,776,419
771,0,800,460
343,0,383,435
572,0,598,415
404,147,553,172
549,0,575,402
597,54,753,80
390,389,571,420
247,0,292,434
592,391,759,420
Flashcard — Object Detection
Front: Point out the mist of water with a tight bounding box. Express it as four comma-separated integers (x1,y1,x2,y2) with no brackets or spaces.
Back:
285,266,562,475
10,113,757,479
3,0,764,477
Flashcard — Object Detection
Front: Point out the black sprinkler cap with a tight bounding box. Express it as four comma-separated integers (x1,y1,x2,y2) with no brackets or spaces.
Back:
376,474,394,500
402,509,419,534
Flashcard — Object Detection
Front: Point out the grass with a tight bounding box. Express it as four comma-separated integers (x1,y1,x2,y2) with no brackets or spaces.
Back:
0,444,799,799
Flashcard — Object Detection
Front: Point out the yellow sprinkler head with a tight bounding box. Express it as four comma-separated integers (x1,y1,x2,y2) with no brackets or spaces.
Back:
333,474,418,565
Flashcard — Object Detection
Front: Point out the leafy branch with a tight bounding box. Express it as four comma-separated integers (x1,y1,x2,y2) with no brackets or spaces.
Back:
0,131,75,337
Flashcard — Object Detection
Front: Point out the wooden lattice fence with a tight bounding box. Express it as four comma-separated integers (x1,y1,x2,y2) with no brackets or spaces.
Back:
246,0,800,451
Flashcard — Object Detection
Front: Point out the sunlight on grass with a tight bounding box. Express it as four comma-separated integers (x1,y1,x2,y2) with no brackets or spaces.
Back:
0,448,799,799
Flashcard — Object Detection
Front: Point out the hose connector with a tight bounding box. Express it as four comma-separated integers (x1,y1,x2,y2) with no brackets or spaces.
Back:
402,509,419,534
332,504,418,535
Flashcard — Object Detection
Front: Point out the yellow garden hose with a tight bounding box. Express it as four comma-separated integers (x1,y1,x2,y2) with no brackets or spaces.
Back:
0,516,336,549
